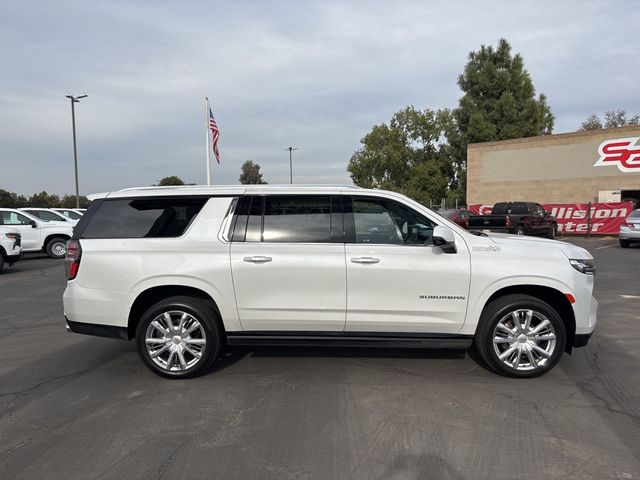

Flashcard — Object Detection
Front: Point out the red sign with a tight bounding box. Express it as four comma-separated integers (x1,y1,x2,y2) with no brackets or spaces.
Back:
468,202,634,235
594,137,640,172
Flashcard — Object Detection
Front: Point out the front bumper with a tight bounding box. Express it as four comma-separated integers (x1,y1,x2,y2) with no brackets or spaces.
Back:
5,253,21,264
573,296,597,348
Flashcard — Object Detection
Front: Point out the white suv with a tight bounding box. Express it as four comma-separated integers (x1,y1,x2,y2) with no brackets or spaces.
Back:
0,208,74,258
63,185,597,378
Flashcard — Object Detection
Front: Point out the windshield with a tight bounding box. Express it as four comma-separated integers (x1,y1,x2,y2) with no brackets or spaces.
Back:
629,209,640,219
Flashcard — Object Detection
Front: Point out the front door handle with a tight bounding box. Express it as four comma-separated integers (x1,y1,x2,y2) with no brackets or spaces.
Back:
351,257,380,264
243,256,272,264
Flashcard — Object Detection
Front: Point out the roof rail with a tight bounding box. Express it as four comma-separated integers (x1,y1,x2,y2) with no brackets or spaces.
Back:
116,184,361,192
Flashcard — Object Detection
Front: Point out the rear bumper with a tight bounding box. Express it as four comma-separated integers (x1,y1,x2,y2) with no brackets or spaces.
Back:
619,229,640,240
65,316,129,340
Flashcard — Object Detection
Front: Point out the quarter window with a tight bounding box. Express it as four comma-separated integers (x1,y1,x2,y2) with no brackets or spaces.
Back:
80,197,207,239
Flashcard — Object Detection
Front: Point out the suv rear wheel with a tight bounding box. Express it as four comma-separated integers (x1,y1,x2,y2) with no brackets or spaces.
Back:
474,294,566,378
136,296,222,378
619,239,630,248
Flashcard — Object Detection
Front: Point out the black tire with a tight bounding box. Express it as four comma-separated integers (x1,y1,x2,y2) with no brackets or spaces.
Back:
514,225,525,236
45,237,68,259
619,239,630,248
0,255,4,273
546,225,555,239
473,294,566,378
136,296,222,379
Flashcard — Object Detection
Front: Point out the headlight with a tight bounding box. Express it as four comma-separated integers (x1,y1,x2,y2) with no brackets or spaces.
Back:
569,258,596,275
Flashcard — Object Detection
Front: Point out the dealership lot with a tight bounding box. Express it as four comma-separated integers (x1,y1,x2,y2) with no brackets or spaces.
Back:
0,239,639,479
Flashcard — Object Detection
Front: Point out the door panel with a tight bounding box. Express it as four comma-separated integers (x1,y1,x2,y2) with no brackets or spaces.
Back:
344,196,470,334
345,243,470,333
229,194,347,332
230,242,347,331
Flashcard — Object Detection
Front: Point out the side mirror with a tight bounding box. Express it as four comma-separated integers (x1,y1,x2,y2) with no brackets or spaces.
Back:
433,225,457,253
29,220,37,228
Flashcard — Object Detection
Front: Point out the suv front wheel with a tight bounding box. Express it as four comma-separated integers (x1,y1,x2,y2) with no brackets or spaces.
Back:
136,296,222,378
474,294,566,378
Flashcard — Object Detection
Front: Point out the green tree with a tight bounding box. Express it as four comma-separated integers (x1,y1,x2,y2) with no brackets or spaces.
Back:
60,194,90,208
28,191,61,208
239,160,267,184
156,176,185,186
449,38,554,200
580,110,640,130
348,106,452,204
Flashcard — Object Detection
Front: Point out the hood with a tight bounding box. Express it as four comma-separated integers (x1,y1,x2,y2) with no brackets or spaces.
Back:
485,232,592,260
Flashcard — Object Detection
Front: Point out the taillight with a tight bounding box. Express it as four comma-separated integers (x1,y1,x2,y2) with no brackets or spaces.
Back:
65,240,82,280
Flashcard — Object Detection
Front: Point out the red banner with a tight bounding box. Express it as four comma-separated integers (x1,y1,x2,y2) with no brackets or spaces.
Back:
467,202,634,235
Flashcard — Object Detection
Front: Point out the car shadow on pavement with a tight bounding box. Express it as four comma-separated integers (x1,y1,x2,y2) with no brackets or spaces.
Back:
220,345,467,361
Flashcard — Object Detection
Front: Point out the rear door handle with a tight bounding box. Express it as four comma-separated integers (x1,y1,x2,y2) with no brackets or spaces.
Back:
243,256,272,264
351,257,380,264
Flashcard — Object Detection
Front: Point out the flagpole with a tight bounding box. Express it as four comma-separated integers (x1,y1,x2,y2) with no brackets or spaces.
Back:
205,97,211,185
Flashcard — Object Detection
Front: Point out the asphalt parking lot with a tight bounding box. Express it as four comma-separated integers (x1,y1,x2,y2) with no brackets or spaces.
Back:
1,238,639,480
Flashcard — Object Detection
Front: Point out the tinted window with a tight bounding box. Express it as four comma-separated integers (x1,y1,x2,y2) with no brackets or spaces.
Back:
231,197,251,242
262,196,332,243
491,203,509,214
81,197,207,239
510,203,528,214
351,198,435,245
629,210,640,219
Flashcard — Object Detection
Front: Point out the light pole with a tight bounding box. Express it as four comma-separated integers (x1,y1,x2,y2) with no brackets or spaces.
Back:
65,94,88,208
283,146,299,184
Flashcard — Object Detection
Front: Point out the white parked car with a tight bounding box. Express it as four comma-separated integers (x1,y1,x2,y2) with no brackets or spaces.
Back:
63,185,597,379
0,226,22,273
0,208,74,258
19,207,78,225
619,208,640,248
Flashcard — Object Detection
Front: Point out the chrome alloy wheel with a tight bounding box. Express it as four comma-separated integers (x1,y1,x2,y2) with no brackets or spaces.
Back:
51,241,67,257
144,310,207,372
492,309,557,371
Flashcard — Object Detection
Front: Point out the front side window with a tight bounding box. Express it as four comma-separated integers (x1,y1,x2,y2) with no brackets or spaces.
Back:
349,198,435,245
80,197,207,239
1,211,32,226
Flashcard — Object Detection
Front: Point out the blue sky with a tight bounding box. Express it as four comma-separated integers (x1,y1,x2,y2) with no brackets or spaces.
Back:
1,0,639,195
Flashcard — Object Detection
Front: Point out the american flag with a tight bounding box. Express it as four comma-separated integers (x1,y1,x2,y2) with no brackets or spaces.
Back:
209,107,220,164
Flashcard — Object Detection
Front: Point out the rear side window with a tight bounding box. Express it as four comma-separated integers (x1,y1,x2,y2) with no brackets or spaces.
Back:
510,203,528,214
80,197,207,239
231,195,342,243
491,203,508,214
